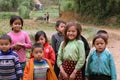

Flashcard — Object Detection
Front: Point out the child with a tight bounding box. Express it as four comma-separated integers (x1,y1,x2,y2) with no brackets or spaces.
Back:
0,34,23,80
30,30,55,66
57,21,85,80
51,20,66,77
7,15,32,70
96,29,109,41
77,23,90,80
85,35,117,80
90,29,109,53
23,43,57,80
46,12,49,23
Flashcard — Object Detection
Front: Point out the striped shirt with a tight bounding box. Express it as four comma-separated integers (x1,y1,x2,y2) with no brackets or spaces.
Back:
0,49,23,80
33,59,49,80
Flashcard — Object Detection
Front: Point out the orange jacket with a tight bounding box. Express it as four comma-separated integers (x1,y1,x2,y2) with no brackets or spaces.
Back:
23,58,58,80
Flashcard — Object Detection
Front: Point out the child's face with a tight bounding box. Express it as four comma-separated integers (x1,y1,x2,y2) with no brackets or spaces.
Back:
32,47,44,61
12,19,22,33
0,39,11,52
94,38,106,53
57,23,66,34
36,35,46,45
67,26,77,41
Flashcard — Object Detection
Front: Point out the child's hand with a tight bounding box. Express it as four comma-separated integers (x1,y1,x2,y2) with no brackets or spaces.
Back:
60,71,68,79
19,77,22,80
17,43,24,47
85,77,89,80
69,72,76,80
13,43,24,51
59,65,69,79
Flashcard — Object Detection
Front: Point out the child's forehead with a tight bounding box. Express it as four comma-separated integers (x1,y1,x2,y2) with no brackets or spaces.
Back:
0,39,10,42
33,47,43,51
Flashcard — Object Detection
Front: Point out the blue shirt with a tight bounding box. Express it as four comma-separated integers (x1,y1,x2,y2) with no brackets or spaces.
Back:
86,49,117,80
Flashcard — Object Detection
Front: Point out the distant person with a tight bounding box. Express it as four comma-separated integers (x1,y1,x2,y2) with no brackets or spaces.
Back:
57,21,85,80
85,35,117,80
51,20,66,77
77,23,90,80
30,31,55,66
0,34,23,80
46,12,49,23
23,43,57,80
7,15,32,71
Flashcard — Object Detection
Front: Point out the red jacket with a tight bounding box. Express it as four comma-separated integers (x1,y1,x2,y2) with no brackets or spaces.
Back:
30,42,55,65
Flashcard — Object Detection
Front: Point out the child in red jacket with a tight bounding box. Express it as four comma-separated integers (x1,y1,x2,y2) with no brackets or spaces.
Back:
30,31,55,66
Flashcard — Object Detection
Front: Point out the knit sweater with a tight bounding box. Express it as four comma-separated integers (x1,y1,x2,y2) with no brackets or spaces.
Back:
8,30,32,62
0,49,23,80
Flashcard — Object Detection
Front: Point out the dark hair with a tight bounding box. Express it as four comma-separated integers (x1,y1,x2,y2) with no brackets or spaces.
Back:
10,15,23,30
63,21,80,48
97,30,108,35
0,34,12,43
76,23,82,34
31,43,44,52
92,35,108,46
55,20,66,28
35,31,48,42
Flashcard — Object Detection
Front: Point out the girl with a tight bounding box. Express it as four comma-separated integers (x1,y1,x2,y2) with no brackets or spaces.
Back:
85,35,117,80
30,30,55,66
57,21,85,80
23,43,57,80
7,15,32,70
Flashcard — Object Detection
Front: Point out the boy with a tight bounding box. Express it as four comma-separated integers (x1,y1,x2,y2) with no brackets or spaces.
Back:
96,29,109,40
23,43,57,80
51,20,66,77
0,34,23,80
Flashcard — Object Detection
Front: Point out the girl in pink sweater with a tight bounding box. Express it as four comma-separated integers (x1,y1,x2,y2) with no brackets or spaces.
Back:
8,15,32,70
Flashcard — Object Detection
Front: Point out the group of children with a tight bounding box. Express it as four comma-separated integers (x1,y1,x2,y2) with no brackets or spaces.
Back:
0,15,117,80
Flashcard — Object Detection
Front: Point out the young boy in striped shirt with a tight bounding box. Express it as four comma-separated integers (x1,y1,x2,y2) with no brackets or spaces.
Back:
0,34,23,80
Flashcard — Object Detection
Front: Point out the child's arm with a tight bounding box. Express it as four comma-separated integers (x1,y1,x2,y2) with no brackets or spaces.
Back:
85,77,89,80
59,65,69,79
109,54,117,80
19,77,22,80
14,53,23,79
69,69,77,79
51,35,57,53
20,32,32,49
49,46,56,65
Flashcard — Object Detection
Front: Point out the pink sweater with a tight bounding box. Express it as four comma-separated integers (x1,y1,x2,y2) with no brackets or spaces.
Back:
8,31,32,62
